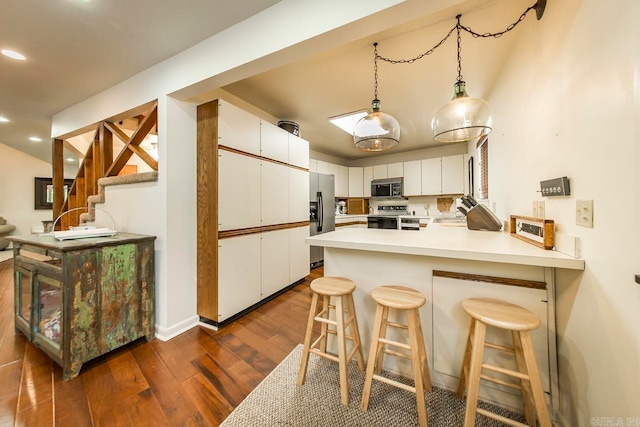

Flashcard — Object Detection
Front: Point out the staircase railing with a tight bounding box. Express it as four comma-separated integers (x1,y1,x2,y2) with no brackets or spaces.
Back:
52,101,158,230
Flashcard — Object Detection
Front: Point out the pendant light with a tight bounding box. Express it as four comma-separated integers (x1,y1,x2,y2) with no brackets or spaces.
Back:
432,15,493,143
353,43,400,152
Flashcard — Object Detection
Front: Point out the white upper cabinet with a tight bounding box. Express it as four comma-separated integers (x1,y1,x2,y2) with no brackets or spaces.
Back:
336,165,349,197
387,162,404,178
218,150,261,231
289,168,309,222
373,164,388,179
421,157,442,196
217,99,261,156
316,160,329,174
260,120,289,163
441,154,465,195
363,166,373,197
403,160,422,196
288,133,309,169
261,161,290,226
348,167,364,197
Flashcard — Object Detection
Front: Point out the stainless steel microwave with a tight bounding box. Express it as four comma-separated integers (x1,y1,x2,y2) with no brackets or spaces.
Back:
371,177,403,198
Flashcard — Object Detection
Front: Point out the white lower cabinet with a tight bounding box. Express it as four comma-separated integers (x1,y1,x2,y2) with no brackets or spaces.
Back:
261,229,290,297
218,234,262,322
432,276,550,407
289,226,310,284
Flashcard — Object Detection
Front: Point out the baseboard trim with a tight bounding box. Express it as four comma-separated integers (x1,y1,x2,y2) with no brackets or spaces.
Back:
154,315,200,341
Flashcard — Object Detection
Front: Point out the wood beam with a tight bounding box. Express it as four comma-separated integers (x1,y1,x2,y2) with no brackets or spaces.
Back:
53,139,65,224
105,104,158,177
63,140,85,159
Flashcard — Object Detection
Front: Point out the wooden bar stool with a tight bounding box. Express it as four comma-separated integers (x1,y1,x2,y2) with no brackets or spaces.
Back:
297,276,365,405
361,285,432,427
456,298,551,427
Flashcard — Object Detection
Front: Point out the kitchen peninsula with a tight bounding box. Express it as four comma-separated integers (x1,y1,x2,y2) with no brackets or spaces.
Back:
306,226,584,417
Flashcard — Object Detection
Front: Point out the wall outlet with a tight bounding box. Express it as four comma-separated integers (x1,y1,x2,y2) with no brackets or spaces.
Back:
576,199,593,227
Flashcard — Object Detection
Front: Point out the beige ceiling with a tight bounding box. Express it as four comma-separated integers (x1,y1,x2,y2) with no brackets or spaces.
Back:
0,0,543,164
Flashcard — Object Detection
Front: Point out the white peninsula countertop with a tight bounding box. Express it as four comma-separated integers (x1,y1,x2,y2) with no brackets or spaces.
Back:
307,226,584,270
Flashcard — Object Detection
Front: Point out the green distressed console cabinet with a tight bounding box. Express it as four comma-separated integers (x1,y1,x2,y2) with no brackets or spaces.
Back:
8,232,156,380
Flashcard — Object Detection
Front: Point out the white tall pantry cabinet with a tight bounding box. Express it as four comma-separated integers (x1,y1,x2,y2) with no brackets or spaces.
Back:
197,99,310,324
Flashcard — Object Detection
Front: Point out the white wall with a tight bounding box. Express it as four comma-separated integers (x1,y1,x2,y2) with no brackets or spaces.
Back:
0,143,60,236
475,0,640,423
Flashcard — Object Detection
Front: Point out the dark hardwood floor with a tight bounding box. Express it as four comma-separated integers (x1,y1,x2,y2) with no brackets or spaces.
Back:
0,258,322,426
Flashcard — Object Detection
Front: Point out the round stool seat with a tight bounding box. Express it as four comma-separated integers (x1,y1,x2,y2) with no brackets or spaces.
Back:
462,298,540,331
310,277,356,297
371,285,426,310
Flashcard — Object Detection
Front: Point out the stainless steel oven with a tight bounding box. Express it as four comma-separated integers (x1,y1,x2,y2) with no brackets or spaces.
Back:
367,215,399,230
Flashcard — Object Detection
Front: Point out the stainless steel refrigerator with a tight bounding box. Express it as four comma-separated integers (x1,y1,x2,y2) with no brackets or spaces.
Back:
309,172,335,268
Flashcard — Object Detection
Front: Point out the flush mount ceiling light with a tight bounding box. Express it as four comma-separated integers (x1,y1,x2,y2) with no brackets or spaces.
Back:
374,0,546,144
0,116,9,123
1,49,26,61
29,136,42,142
353,43,400,152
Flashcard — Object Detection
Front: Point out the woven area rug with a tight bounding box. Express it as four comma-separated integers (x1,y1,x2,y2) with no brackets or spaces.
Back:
220,344,526,426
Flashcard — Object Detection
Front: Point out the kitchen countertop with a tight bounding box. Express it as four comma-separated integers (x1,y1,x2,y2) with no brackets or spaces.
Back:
306,227,584,270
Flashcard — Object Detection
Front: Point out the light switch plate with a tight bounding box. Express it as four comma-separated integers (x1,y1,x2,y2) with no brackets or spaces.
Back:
576,199,593,227
537,200,545,219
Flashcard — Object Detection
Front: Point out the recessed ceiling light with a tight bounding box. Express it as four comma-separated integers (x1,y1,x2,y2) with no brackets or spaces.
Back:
329,110,368,135
1,49,26,61
66,158,75,162
29,136,42,142
0,116,9,123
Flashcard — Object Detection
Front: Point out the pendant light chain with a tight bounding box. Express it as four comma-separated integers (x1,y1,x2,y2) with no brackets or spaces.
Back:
456,15,463,82
373,43,379,101
374,1,541,65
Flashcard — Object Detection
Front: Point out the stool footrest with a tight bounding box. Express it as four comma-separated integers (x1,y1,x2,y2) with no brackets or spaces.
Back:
310,348,339,363
372,373,417,394
476,408,529,427
386,321,409,330
314,314,337,327
484,341,515,353
383,348,411,360
482,363,529,381
479,373,522,390
379,337,410,351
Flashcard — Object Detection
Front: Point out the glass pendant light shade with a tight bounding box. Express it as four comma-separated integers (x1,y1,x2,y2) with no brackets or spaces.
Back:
432,81,493,143
353,99,400,151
